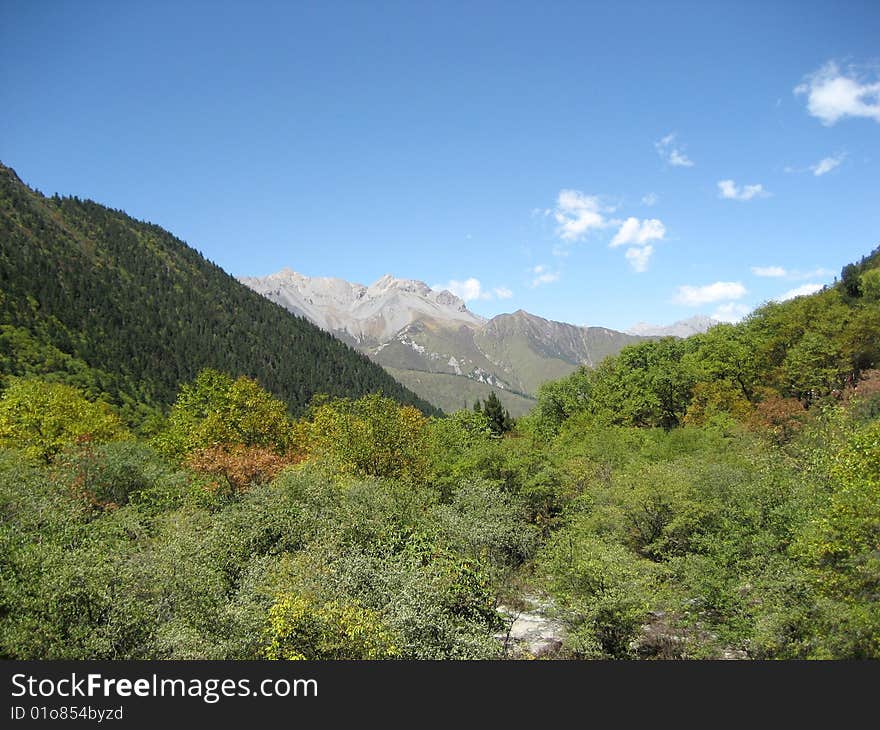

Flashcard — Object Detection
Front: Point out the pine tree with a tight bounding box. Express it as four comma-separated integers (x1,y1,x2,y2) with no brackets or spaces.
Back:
480,391,513,436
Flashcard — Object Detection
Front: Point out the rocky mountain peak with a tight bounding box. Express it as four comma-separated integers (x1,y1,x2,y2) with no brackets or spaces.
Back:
433,289,468,311
240,268,483,346
367,274,433,298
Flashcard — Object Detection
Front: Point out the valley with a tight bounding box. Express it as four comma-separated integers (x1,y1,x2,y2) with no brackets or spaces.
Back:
241,269,690,415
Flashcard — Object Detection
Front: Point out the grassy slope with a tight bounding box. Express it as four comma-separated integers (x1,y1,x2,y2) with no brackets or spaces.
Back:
385,367,537,417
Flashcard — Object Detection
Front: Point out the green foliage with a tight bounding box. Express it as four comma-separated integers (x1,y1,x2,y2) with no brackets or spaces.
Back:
0,450,155,658
532,338,697,432
528,366,592,438
263,594,400,660
426,408,494,494
155,369,293,457
841,263,863,298
683,380,752,426
782,332,848,404
300,393,430,483
684,323,763,401
53,441,194,510
0,378,128,462
791,419,880,657
538,530,657,658
430,478,538,576
860,267,880,302
614,462,718,560
473,391,515,435
531,274,880,433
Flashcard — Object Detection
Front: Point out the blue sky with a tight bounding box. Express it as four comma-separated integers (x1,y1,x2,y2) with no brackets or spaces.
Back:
2,1,879,330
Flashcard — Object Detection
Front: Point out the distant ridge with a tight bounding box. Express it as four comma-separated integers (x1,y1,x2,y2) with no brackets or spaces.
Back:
627,315,719,338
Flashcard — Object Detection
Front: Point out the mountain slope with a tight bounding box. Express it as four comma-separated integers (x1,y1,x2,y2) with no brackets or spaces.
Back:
0,162,439,420
475,310,646,394
243,269,648,412
384,367,537,417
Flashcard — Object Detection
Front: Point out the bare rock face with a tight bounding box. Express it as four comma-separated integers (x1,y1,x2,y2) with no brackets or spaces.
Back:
239,270,482,346
496,595,566,658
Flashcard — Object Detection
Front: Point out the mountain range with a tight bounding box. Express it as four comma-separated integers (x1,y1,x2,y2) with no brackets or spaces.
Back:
241,270,716,415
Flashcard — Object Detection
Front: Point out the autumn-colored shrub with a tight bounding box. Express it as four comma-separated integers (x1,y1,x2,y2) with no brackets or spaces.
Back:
53,439,193,511
298,393,430,483
186,444,298,495
840,369,880,421
0,378,128,462
747,391,810,444
155,369,294,458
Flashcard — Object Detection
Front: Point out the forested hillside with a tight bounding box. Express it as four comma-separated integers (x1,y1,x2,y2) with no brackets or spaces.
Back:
0,163,438,422
531,252,880,434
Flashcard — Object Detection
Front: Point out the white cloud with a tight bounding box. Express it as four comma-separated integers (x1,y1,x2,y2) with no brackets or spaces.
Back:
655,133,694,167
751,265,834,280
530,264,560,288
610,217,666,248
668,150,693,167
553,189,610,241
675,281,747,306
712,303,751,323
795,61,880,126
811,152,846,176
751,265,787,277
642,192,659,206
717,179,770,201
493,286,513,299
543,191,664,271
800,267,835,279
777,283,824,301
435,277,492,302
625,245,653,273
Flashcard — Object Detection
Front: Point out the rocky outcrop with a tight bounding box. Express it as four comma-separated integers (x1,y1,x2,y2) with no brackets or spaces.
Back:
496,595,566,658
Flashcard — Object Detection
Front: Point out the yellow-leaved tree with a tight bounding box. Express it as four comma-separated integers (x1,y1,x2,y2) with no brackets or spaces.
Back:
0,378,128,462
262,594,399,660
298,393,430,483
